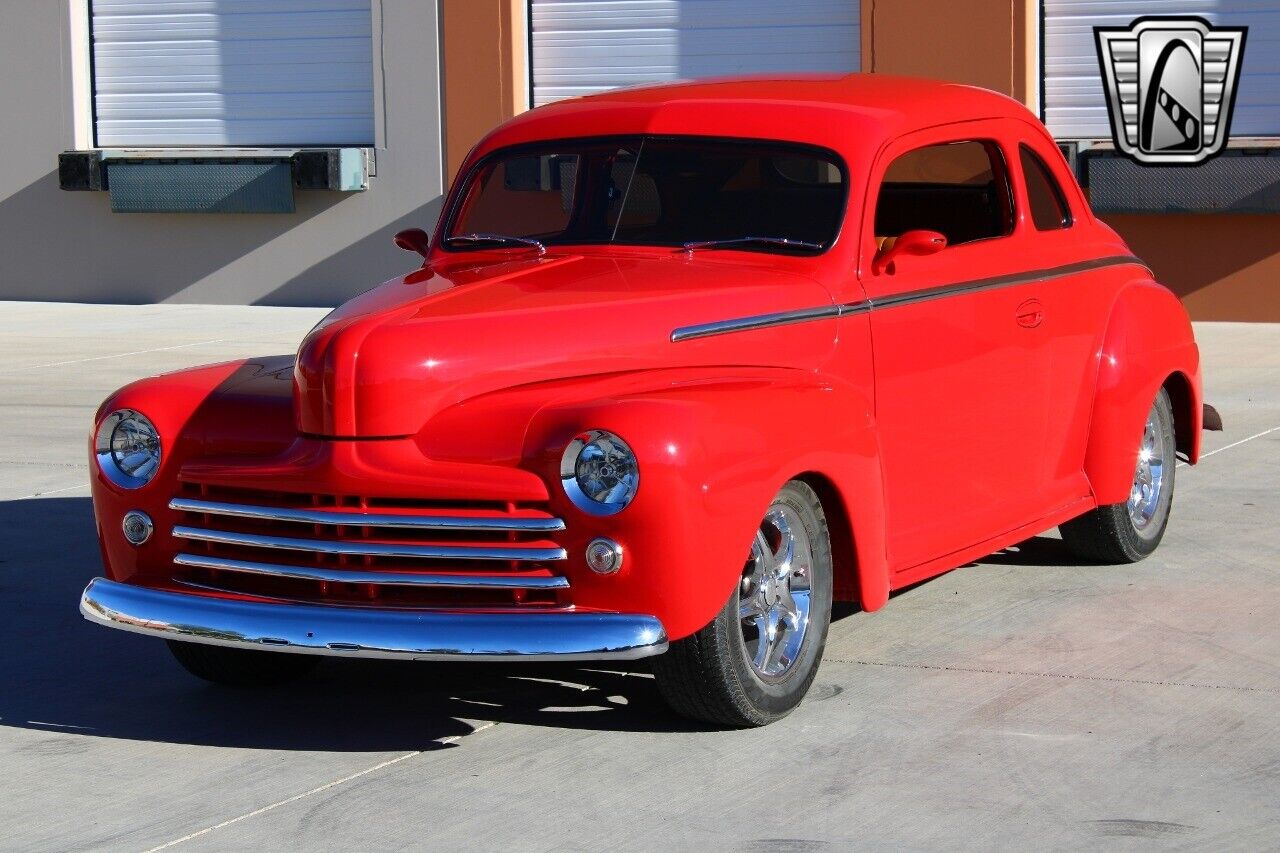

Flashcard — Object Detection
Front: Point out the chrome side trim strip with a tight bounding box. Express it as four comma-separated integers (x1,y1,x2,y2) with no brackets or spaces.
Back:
867,256,1144,310
671,304,840,342
80,578,668,662
670,255,1144,342
169,497,565,532
172,526,568,562
173,553,570,589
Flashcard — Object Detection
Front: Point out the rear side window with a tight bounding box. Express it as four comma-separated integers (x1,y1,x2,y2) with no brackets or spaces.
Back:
875,141,1014,248
1019,144,1072,231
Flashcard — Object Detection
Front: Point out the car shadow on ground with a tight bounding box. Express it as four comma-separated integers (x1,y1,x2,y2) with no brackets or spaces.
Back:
0,497,1088,749
977,534,1091,567
865,532,1092,604
0,497,705,751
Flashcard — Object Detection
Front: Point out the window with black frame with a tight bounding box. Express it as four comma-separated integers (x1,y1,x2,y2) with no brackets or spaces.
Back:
875,140,1015,247
445,138,847,254
1019,144,1073,231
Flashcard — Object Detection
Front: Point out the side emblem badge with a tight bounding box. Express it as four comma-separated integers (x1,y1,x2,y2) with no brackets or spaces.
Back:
1094,17,1247,165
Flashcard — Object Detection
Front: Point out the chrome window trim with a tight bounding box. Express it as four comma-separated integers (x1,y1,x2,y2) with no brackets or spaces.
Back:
169,497,565,532
172,526,568,562
173,553,570,589
669,255,1144,342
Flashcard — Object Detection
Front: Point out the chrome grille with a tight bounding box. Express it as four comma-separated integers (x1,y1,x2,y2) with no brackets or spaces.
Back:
169,486,570,608
168,497,565,532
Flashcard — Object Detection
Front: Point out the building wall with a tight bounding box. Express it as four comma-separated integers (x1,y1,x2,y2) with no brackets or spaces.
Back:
0,0,445,306
442,0,528,184
861,0,1037,106
1107,214,1280,321
860,0,1278,322
1,0,1273,318
447,0,1279,322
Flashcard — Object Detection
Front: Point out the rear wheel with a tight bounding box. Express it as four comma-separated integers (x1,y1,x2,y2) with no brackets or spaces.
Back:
167,640,320,687
652,481,834,727
1061,388,1176,563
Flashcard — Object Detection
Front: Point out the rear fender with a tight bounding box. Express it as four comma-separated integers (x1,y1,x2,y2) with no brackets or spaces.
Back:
1085,279,1202,506
523,370,889,641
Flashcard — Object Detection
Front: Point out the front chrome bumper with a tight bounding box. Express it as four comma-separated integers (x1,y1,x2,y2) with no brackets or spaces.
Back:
79,578,669,662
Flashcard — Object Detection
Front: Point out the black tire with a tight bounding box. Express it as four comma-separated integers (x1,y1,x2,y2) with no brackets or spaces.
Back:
1061,387,1177,563
167,640,320,687
652,480,834,727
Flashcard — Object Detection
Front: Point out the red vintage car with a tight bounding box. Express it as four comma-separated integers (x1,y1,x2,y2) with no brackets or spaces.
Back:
81,75,1205,727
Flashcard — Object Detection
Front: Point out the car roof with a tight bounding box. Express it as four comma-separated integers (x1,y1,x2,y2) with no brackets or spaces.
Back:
573,73,1023,115
474,73,1038,167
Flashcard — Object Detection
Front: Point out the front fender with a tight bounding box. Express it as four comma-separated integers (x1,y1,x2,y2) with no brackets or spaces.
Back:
522,368,888,641
90,358,295,585
1085,278,1202,506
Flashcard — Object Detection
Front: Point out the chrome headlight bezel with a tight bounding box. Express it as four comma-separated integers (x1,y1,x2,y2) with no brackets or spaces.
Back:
559,429,639,516
95,409,162,489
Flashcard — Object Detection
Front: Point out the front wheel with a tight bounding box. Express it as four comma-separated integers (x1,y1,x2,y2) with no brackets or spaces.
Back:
652,480,834,727
1060,387,1177,563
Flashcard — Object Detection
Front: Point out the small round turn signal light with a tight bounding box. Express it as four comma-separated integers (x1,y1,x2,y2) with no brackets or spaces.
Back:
122,510,153,546
585,537,624,574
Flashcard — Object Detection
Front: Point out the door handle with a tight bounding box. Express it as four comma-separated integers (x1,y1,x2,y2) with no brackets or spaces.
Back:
1016,298,1044,329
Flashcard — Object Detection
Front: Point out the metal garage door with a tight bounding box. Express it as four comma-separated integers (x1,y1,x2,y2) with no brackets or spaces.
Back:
530,0,861,107
90,0,375,147
1044,0,1280,139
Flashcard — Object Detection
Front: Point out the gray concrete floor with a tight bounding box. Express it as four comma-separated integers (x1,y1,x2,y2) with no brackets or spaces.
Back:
1,302,1277,852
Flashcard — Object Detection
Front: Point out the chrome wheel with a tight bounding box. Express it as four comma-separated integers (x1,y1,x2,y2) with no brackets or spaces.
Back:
738,505,813,681
653,480,832,727
1128,407,1166,532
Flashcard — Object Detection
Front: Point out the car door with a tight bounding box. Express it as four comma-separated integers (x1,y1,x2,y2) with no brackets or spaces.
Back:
860,123,1052,571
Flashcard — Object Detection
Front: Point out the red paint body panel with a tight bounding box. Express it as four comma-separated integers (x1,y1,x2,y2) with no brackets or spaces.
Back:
88,75,1201,643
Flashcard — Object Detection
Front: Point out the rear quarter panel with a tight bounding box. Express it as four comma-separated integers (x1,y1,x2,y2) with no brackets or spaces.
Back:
1084,276,1202,505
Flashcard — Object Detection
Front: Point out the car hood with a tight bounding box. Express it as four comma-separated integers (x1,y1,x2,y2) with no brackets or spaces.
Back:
294,251,836,437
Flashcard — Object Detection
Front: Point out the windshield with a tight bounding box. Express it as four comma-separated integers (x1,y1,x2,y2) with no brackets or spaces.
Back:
444,137,847,254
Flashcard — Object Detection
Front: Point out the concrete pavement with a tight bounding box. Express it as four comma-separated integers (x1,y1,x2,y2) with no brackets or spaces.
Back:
1,302,1276,851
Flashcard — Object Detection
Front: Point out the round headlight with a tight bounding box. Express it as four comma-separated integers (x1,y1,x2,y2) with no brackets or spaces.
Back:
560,429,639,515
95,409,161,489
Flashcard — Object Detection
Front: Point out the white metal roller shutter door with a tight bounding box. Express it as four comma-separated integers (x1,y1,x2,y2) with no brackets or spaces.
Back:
90,0,375,147
530,0,861,108
1043,0,1280,139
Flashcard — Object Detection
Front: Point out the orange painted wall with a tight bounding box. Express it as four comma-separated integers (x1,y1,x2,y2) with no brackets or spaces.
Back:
441,0,527,187
1103,214,1280,322
861,0,1035,103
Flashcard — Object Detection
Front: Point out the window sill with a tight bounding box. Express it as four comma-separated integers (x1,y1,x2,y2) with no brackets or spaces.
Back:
58,148,371,212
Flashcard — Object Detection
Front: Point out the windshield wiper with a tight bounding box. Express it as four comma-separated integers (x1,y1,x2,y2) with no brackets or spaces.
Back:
445,233,546,254
682,236,824,254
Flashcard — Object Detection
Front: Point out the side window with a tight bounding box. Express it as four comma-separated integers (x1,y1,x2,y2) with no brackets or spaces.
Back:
1019,144,1072,231
875,140,1014,248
